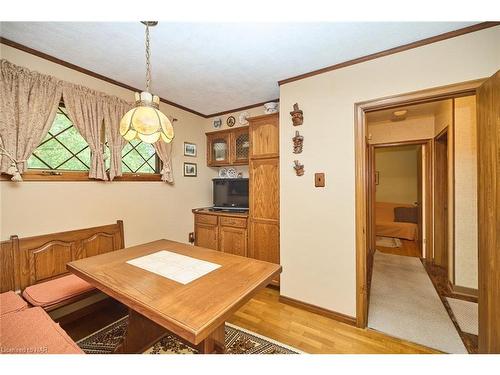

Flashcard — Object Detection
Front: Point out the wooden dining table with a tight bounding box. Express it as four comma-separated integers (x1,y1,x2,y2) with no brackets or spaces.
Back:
67,239,281,354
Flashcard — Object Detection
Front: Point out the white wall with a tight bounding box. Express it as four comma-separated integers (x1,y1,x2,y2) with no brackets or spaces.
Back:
279,26,500,317
375,145,419,205
454,96,478,289
0,43,217,245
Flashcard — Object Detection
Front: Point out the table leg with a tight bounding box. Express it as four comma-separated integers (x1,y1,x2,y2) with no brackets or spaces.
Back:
197,322,226,354
114,309,167,354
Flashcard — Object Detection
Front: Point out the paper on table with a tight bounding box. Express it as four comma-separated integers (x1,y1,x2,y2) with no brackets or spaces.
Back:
126,250,221,285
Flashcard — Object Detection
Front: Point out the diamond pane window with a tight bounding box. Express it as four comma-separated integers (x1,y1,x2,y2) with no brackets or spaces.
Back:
121,139,158,174
27,106,90,171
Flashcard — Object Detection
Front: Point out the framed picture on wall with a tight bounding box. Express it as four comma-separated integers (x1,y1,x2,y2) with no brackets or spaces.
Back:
375,171,380,185
184,162,197,177
184,142,197,157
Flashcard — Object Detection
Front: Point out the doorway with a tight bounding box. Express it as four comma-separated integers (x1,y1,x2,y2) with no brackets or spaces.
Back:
370,142,427,259
355,76,499,353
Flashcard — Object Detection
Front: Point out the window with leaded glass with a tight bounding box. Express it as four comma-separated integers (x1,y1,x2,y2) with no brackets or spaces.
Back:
120,139,158,174
27,105,91,171
27,103,160,176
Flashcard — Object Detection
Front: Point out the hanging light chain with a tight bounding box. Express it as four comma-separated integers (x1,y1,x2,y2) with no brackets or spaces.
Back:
145,23,152,93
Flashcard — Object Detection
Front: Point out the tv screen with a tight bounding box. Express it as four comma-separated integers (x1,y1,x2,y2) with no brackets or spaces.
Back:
213,178,249,209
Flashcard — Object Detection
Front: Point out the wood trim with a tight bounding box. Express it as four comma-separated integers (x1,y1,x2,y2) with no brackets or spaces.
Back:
278,22,499,86
370,138,433,148
279,295,356,326
355,79,485,329
0,171,163,182
206,99,280,118
448,281,479,299
1,37,279,119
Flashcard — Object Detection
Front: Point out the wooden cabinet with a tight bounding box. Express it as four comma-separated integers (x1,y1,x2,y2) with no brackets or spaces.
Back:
194,214,219,250
220,226,247,257
207,132,231,166
249,113,279,158
193,210,247,256
206,127,249,167
248,113,280,284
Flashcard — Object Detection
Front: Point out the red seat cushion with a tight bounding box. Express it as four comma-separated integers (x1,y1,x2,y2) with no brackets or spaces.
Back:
22,274,95,308
0,306,83,354
0,291,28,316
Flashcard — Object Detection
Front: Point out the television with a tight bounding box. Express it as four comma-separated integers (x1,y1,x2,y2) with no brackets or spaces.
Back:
213,178,249,210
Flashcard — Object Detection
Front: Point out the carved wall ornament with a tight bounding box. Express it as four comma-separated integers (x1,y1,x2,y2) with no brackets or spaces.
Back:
290,103,303,126
293,160,304,176
292,131,304,154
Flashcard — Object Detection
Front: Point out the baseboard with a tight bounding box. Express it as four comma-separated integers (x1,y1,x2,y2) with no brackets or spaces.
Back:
279,295,356,326
448,281,479,300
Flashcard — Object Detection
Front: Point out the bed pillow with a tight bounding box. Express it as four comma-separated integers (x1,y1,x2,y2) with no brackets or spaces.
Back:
394,206,418,224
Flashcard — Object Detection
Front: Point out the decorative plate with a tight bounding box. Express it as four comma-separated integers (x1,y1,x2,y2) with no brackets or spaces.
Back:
226,116,236,127
238,112,249,125
227,168,237,178
213,118,222,129
218,168,227,178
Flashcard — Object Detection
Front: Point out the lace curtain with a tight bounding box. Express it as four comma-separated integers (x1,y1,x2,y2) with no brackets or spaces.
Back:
0,59,62,173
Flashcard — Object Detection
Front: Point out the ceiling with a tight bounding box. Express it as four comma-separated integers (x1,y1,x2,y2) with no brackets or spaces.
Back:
366,99,451,123
0,22,475,116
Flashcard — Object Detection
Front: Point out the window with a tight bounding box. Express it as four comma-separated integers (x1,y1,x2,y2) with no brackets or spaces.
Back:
27,106,90,171
25,103,161,180
121,139,158,174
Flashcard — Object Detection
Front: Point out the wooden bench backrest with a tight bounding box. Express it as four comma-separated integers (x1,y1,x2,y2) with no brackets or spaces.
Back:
0,220,124,293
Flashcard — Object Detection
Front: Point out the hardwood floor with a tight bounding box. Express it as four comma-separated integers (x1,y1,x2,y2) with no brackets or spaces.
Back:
62,288,437,354
227,288,437,353
377,239,420,257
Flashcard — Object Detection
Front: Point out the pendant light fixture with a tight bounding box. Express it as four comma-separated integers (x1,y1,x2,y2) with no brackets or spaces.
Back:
120,21,174,143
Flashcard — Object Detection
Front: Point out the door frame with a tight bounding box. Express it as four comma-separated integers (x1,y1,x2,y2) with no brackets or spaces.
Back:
354,78,485,328
433,128,450,271
369,139,432,259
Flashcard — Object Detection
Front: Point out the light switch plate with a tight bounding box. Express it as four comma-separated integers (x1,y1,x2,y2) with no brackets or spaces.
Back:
315,173,325,187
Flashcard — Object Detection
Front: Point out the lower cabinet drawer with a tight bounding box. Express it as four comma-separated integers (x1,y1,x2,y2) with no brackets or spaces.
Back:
220,216,247,228
195,214,218,225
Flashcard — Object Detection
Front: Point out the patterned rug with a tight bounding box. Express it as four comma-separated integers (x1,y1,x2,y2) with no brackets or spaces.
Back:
77,316,301,354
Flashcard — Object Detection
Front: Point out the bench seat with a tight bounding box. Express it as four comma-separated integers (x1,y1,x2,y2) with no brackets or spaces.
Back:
0,306,83,354
0,291,28,316
22,274,95,309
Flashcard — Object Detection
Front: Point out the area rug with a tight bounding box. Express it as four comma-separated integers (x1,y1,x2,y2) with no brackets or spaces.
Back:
77,316,301,354
376,236,402,248
446,297,478,336
368,251,467,353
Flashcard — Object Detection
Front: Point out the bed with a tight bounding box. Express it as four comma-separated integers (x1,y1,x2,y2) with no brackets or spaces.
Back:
375,202,418,241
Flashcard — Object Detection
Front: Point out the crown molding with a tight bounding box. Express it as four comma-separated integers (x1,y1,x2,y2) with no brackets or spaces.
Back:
205,98,280,118
2,22,497,117
0,36,207,118
278,22,500,86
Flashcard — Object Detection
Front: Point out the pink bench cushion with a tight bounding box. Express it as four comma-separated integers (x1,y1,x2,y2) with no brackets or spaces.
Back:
0,291,28,316
22,274,95,308
0,306,83,354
